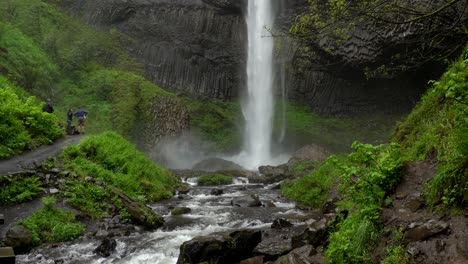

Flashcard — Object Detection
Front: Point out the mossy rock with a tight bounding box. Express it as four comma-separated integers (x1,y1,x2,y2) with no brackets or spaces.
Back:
198,174,233,186
171,207,191,216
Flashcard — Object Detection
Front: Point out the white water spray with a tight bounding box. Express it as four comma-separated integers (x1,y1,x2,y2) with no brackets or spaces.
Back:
237,0,276,169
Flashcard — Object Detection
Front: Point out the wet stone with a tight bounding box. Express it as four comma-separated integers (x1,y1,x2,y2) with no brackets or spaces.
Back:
271,218,293,229
0,214,4,225
49,188,60,194
210,188,224,196
93,238,117,257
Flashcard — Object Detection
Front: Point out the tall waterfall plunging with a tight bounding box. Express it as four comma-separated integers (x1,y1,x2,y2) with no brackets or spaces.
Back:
239,0,276,169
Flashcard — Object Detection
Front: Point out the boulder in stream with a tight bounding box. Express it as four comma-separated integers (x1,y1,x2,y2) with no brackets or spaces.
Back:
231,195,262,207
93,237,117,257
109,186,164,229
171,207,192,216
192,158,245,172
177,230,262,264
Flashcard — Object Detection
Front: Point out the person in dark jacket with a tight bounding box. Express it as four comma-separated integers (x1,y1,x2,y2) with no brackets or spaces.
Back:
66,109,73,127
42,99,54,113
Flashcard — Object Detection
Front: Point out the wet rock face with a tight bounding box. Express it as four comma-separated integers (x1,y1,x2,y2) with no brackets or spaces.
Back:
135,95,190,151
275,0,466,117
70,0,246,100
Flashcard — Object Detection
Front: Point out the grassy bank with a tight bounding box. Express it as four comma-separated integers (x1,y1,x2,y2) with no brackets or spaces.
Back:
282,44,468,262
61,131,180,212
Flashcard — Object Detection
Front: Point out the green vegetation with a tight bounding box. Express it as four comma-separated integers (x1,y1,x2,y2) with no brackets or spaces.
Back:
61,131,179,204
282,158,338,207
0,176,43,204
380,230,410,264
326,142,403,263
284,46,468,263
0,0,176,137
19,197,85,246
393,47,468,207
289,159,317,174
64,180,111,218
275,102,400,153
0,77,63,158
182,98,242,152
283,142,402,263
197,174,233,186
289,0,466,77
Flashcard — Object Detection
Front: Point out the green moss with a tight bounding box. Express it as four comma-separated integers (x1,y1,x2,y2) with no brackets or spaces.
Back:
19,197,85,246
61,131,180,203
0,176,43,204
197,174,233,186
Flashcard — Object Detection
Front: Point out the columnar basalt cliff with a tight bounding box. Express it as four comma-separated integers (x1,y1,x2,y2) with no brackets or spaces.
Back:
274,0,468,116
61,0,247,100
60,0,467,117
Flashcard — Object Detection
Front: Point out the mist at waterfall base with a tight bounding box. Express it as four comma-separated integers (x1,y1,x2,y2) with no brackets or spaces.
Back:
152,0,290,171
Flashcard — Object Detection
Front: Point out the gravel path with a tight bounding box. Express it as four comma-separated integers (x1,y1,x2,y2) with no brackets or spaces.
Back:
0,135,83,175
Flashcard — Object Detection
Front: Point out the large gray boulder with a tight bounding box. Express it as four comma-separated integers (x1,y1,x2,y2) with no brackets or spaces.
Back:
288,144,332,164
192,158,245,172
231,195,262,207
177,230,262,264
4,224,33,252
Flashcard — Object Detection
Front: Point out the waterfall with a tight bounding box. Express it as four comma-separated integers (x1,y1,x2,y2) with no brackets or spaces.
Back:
239,0,275,169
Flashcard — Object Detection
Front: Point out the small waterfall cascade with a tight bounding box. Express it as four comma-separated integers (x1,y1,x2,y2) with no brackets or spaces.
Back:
240,0,276,169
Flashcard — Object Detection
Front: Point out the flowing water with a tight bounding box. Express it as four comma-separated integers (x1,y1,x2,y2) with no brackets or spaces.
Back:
19,179,306,264
236,0,277,169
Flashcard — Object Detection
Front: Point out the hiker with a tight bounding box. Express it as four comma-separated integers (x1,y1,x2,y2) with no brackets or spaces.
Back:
42,99,54,113
74,109,88,134
66,109,73,127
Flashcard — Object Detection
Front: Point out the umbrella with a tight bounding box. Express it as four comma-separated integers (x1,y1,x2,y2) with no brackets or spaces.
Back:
74,109,88,118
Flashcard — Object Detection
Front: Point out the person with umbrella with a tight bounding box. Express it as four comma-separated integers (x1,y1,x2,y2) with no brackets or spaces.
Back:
74,108,88,134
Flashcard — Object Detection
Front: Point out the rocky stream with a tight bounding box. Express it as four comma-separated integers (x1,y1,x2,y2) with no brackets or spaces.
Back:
16,176,328,264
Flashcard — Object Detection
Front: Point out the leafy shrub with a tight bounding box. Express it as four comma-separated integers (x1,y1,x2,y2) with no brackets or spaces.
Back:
61,131,179,203
326,214,380,264
281,157,339,207
0,78,63,158
0,176,43,204
325,142,403,263
197,174,233,186
335,142,403,204
19,197,85,246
